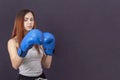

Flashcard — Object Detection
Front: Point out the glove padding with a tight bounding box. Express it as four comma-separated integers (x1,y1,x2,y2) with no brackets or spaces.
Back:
43,32,55,56
18,29,43,57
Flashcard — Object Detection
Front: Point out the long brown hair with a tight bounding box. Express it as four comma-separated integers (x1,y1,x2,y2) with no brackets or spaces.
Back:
11,9,40,53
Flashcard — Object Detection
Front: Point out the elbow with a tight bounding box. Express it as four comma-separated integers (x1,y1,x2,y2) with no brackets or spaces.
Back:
43,62,51,69
12,64,19,70
46,66,51,69
44,64,51,69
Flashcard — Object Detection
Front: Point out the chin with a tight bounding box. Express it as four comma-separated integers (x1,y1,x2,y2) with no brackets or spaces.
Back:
27,28,33,31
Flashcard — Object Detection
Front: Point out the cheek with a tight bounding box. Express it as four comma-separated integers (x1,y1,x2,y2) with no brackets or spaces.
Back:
32,21,34,25
24,22,27,28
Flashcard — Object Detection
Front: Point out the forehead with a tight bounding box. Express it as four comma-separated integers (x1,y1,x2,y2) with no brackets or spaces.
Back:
24,12,34,18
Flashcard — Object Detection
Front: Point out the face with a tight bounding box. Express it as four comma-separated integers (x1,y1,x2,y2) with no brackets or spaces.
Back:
24,12,34,31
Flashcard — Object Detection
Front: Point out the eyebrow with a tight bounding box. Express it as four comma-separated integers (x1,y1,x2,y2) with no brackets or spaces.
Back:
24,17,34,19
24,18,28,19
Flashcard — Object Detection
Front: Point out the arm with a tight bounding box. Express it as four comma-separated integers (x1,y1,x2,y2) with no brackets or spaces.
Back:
41,32,55,69
7,39,23,70
41,46,52,69
42,54,52,69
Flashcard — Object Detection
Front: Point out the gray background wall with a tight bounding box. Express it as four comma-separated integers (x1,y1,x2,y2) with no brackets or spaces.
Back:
0,0,119,80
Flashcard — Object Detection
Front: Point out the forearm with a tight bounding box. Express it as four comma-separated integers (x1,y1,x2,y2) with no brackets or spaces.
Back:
42,55,52,69
11,54,23,70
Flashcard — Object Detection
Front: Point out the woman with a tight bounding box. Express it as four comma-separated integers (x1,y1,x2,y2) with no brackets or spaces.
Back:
7,9,54,80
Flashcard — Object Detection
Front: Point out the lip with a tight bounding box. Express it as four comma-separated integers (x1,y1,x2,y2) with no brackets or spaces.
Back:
27,26,32,27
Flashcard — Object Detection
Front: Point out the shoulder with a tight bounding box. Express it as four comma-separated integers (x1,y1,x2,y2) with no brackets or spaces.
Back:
7,38,18,48
8,38,16,45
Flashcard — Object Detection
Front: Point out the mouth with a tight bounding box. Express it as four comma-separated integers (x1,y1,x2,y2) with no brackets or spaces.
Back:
28,25,32,27
27,26,33,28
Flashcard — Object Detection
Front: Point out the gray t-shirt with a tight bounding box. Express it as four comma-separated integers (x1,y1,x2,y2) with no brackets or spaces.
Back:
19,46,44,77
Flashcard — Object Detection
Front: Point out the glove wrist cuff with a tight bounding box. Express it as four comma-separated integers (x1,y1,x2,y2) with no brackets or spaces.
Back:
45,49,53,56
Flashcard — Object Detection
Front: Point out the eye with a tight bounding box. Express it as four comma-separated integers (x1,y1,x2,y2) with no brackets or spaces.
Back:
24,18,28,21
30,18,34,21
24,19,27,21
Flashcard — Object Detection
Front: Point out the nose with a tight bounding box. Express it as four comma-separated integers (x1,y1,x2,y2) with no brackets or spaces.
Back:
28,20,32,23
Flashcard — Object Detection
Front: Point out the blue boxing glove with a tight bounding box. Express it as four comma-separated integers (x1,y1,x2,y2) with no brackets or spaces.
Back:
43,32,55,56
18,29,43,57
